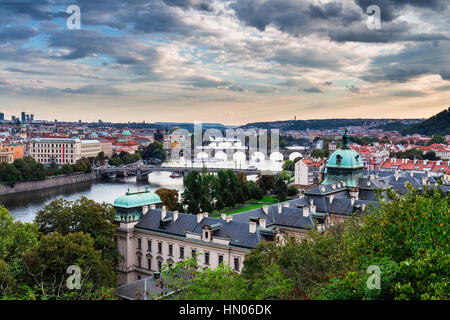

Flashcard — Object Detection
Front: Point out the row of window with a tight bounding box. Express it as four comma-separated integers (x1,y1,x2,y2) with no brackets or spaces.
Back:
33,143,75,148
137,238,240,271
32,149,75,154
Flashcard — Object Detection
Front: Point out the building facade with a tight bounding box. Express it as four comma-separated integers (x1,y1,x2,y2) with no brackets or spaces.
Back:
28,137,101,164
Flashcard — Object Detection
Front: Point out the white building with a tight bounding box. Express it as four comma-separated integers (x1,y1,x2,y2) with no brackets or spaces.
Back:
28,137,101,164
295,158,325,185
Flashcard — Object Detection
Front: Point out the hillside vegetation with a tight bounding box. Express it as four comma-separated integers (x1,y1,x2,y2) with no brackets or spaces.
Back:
402,107,450,136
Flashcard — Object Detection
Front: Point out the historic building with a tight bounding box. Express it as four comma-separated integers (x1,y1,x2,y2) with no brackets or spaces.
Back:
115,129,440,286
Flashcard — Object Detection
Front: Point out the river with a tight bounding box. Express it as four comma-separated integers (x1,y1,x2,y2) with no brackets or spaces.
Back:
0,172,184,223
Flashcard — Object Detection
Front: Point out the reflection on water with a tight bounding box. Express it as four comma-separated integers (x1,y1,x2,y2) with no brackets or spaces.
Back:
0,172,184,223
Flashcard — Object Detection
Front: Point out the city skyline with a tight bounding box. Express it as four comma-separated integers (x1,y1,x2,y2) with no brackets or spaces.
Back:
1,0,449,124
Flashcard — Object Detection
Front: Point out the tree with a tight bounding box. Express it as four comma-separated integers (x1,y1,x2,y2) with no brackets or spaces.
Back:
273,177,288,202
310,149,325,158
0,164,21,187
35,197,119,265
181,171,202,214
248,181,264,201
256,175,275,194
155,188,179,211
23,232,116,300
427,135,448,145
0,206,39,299
287,186,299,197
140,141,166,162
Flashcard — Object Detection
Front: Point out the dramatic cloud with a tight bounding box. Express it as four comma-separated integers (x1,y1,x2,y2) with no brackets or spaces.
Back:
0,0,448,123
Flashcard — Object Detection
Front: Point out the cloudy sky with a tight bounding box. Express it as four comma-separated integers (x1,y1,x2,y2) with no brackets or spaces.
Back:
1,0,449,124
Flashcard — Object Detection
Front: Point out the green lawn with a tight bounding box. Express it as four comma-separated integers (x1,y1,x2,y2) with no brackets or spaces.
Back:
210,196,278,217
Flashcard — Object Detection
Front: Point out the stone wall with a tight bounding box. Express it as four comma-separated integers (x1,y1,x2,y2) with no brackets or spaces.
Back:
0,173,98,195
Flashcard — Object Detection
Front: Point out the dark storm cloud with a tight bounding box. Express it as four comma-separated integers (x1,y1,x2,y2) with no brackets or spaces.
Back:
328,21,449,43
47,29,160,65
0,26,38,42
354,0,449,22
162,0,213,12
362,42,450,83
229,0,363,35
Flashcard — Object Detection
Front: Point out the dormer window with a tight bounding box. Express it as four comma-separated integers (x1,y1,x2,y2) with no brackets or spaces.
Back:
205,231,209,239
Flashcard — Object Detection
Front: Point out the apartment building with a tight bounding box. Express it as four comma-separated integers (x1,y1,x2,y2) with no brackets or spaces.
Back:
28,137,101,164
294,158,325,186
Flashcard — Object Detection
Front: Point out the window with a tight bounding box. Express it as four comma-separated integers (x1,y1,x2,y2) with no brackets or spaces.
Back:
147,259,151,270
205,231,209,239
158,261,162,271
158,242,162,254
137,238,142,249
137,275,141,280
205,252,210,265
218,255,224,265
180,247,184,259
191,249,196,257
137,256,142,268
147,240,152,252
168,244,173,257
234,258,240,271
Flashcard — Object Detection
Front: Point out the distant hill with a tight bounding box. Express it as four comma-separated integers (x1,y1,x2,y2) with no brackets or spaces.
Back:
401,107,450,136
240,118,416,131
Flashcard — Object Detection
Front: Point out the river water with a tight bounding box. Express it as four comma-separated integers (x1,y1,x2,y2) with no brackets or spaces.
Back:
0,172,184,223
1,171,260,223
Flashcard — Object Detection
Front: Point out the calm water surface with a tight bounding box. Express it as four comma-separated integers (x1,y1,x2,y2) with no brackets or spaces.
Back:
0,172,184,223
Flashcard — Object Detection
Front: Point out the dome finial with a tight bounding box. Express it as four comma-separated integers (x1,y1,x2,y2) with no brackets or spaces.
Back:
342,125,350,149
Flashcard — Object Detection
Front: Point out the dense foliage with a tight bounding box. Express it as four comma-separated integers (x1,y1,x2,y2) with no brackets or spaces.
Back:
181,168,273,214
402,107,450,136
0,198,118,300
108,151,141,167
139,141,166,162
164,185,449,300
0,156,92,187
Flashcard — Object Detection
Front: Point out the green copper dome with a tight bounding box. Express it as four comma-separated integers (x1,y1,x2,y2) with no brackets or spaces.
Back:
322,128,364,187
114,188,161,209
122,130,132,136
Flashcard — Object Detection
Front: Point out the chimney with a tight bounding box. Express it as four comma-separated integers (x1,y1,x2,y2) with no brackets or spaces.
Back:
259,218,266,229
329,195,334,203
422,176,428,185
249,221,256,234
161,206,167,220
394,170,399,181
226,216,233,223
283,202,289,207
436,160,441,166
173,210,179,222
221,213,227,220
262,205,269,214
424,159,428,165
278,203,282,214
197,213,203,223
310,204,316,214
351,198,355,206
142,205,149,216
302,206,309,217
320,185,326,192
331,183,336,189
203,212,209,218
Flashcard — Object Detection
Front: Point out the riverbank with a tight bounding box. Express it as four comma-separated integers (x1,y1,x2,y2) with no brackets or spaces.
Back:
0,173,98,195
